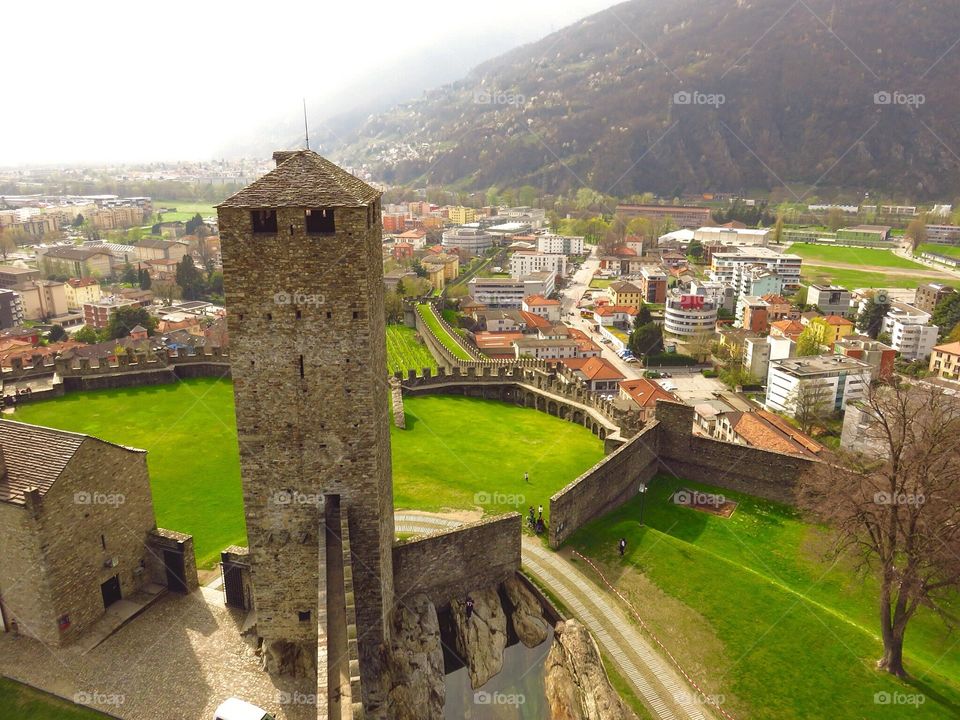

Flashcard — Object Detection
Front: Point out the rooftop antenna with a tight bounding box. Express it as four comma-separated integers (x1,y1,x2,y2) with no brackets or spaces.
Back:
302,98,310,151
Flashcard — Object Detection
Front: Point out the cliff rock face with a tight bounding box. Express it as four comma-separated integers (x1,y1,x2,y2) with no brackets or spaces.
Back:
503,575,550,648
385,594,446,720
545,620,637,720
452,587,508,689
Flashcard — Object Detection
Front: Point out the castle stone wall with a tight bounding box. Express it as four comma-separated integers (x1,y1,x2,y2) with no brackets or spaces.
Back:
392,513,521,609
548,422,661,548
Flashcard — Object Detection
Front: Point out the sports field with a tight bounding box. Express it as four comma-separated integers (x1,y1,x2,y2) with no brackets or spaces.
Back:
573,474,960,720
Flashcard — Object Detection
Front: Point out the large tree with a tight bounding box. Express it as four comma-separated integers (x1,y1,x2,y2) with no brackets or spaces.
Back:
800,381,960,677
905,217,927,252
788,381,832,435
856,292,891,339
932,293,960,339
106,306,157,340
629,321,663,357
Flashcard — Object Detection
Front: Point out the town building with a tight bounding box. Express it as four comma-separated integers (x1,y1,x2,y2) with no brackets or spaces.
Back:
924,224,960,245
0,420,158,647
64,278,103,310
513,336,579,359
15,280,69,321
36,246,114,278
806,285,853,316
509,251,567,278
688,280,737,314
664,292,719,336
561,356,625,394
709,247,802,291
765,355,872,416
593,305,638,328
0,265,40,290
537,234,584,255
638,266,667,304
770,319,805,341
615,204,712,229
835,336,896,381
882,304,939,360
82,297,144,330
468,271,555,307
447,206,477,225
836,225,892,244
134,239,189,263
522,295,561,322
441,225,494,255
914,282,956,314
809,315,856,346
693,226,770,246
712,408,824,458
737,296,771,333
609,281,644,309
617,378,679,420
0,288,24,329
743,334,795,380
929,341,960,380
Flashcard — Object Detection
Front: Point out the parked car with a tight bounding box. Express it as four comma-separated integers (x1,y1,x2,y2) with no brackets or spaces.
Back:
625,357,638,363
214,698,275,720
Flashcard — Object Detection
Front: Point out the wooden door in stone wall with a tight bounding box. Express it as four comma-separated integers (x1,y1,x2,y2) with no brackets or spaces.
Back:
100,575,122,608
163,549,188,593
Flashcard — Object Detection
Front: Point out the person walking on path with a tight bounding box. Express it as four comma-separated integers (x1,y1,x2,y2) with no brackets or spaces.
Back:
538,504,543,517
465,596,474,621
618,537,627,557
524,471,529,483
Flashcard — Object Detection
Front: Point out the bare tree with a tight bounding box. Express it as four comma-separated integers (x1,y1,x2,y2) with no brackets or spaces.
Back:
799,381,960,677
787,381,832,435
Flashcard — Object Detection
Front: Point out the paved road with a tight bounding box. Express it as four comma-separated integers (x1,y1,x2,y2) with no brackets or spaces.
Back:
893,246,960,281
395,512,718,720
559,247,643,381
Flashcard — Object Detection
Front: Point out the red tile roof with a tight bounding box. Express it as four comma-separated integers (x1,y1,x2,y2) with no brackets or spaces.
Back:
618,378,678,408
732,410,824,458
933,341,960,355
594,305,638,317
563,356,625,381
524,294,560,306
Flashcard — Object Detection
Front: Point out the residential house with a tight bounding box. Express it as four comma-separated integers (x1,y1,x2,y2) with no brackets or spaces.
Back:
513,336,579,360
914,283,955,315
593,305,638,328
475,331,525,360
609,281,644,309
0,266,40,290
64,278,102,310
134,239,188,263
618,378,679,421
396,229,428,250
713,409,824,458
562,356,625,394
770,319,805,341
881,303,939,360
638,266,667,303
16,280,69,321
809,315,855,346
806,285,852,316
83,297,145,331
391,242,414,261
929,341,960,380
522,295,561,323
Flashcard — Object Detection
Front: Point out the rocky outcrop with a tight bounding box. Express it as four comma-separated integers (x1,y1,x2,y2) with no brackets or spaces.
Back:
384,594,445,720
451,587,507,689
545,620,637,720
503,575,550,648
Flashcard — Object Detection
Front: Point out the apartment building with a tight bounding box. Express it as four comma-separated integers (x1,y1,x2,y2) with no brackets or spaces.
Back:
468,271,555,308
709,247,802,291
537,234,584,255
664,292,719,336
806,285,853,316
615,204,712,229
0,288,25,329
766,355,872,416
914,283,955,314
929,341,960,379
509,251,567,278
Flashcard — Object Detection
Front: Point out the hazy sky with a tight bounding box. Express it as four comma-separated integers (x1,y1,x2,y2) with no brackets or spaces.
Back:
2,0,616,166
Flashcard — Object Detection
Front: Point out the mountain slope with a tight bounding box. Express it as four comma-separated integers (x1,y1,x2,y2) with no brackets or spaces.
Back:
329,0,960,198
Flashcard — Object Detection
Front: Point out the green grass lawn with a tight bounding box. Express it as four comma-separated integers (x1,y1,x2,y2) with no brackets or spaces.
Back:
149,199,218,224
417,303,473,361
589,278,613,289
916,243,960,259
392,395,603,516
801,265,956,290
13,384,601,567
788,243,924,269
386,324,438,376
570,474,960,720
0,677,110,719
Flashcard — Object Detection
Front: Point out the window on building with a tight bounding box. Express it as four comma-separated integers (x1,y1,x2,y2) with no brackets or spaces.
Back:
298,610,311,622
251,210,278,234
306,208,335,235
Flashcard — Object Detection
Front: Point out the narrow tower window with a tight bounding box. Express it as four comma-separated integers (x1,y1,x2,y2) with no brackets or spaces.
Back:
299,354,305,378
306,208,335,235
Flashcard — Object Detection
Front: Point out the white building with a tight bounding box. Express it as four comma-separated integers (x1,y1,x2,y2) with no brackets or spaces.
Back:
689,280,737,314
664,292,719,336
744,334,795,380
468,270,555,308
693,227,770,246
734,265,783,299
881,303,939,360
441,225,495,254
766,355,872,417
709,247,802,291
509,251,567,278
537,234,585,256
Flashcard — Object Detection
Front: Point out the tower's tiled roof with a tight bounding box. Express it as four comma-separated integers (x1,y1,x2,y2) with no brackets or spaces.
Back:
217,150,380,209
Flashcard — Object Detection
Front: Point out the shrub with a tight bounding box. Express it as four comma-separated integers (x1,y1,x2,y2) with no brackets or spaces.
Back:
644,353,698,367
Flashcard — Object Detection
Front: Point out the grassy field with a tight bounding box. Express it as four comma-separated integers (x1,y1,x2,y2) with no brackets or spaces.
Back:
417,303,473,361
386,324,438,375
392,395,603,515
0,677,110,719
916,243,960,259
14,383,601,567
571,474,960,720
150,200,218,224
800,265,957,290
788,243,927,269
589,278,613,289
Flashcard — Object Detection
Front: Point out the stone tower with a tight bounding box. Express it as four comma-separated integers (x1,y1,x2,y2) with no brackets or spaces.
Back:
218,151,394,704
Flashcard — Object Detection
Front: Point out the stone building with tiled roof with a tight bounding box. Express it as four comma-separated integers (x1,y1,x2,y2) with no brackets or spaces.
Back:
0,420,160,647
714,409,824,459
